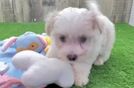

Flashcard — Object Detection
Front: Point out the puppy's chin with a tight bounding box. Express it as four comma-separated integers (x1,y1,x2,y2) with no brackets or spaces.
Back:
64,60,78,65
69,61,77,65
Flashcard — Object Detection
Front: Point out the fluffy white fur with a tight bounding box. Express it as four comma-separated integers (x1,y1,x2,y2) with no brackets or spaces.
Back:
12,50,74,88
46,2,115,87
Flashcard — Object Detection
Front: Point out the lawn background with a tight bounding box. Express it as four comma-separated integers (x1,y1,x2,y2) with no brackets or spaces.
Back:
0,23,134,88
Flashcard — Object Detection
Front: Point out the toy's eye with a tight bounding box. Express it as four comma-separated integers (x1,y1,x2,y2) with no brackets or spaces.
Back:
28,42,39,50
31,45,35,47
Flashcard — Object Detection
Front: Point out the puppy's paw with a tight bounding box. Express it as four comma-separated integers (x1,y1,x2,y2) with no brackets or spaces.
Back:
75,76,89,87
94,58,104,66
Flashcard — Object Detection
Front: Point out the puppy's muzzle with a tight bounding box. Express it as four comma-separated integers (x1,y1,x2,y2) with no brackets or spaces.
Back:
67,54,77,61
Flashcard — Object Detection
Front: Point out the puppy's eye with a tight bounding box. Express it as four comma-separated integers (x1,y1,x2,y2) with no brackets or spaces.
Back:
59,35,66,43
79,36,87,43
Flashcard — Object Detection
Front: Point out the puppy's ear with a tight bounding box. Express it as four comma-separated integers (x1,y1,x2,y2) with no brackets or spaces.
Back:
90,14,105,34
45,11,58,35
87,1,104,34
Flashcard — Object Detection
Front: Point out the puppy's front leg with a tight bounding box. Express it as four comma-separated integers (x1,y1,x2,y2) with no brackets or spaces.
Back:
72,63,92,87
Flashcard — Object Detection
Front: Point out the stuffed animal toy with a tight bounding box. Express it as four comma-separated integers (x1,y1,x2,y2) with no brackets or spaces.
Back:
1,32,51,55
12,50,74,88
0,32,53,88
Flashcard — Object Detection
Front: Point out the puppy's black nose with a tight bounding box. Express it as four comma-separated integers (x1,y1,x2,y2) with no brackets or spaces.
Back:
67,54,77,61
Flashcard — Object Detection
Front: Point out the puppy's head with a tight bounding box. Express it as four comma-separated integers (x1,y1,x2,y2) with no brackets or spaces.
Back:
45,4,105,63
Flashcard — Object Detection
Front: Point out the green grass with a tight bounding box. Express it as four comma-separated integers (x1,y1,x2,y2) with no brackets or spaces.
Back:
0,23,134,88
0,22,44,40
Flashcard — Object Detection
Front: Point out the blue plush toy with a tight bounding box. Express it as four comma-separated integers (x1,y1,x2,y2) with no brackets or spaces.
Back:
1,32,48,55
0,32,51,79
0,32,52,87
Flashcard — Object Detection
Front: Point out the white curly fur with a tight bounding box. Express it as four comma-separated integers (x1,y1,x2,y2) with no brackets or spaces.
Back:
46,2,115,87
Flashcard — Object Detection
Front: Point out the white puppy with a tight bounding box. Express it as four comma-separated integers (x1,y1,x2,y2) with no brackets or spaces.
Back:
46,1,115,87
